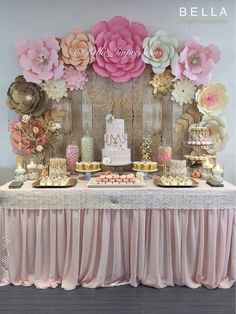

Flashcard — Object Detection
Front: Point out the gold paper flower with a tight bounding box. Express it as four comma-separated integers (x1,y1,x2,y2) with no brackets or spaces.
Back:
149,69,175,94
196,83,228,115
7,76,48,116
171,79,196,106
42,79,68,103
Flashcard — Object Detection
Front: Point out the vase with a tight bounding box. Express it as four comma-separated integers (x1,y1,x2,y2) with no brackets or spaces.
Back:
81,136,94,162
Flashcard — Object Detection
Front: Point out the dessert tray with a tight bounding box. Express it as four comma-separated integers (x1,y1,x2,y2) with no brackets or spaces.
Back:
132,168,158,173
32,177,77,188
87,173,146,188
154,176,198,188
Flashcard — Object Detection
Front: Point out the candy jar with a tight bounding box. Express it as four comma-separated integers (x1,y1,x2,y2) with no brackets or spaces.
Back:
66,139,79,173
26,160,38,180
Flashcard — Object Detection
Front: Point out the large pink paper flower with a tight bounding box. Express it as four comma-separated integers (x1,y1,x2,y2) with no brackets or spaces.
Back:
15,36,64,84
172,37,220,86
63,66,88,91
92,16,148,83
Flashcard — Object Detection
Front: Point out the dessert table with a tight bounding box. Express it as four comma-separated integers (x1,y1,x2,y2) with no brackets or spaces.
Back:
0,179,235,290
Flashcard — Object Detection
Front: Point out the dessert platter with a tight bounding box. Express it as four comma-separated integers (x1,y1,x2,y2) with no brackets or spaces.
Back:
155,176,198,188
87,171,145,188
33,176,77,188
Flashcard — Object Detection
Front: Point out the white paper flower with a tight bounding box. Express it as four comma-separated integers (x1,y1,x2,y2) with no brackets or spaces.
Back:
171,79,197,106
103,157,111,165
106,114,114,124
51,122,61,132
42,79,68,103
200,114,229,154
142,31,179,74
36,145,43,152
136,172,145,180
22,114,31,123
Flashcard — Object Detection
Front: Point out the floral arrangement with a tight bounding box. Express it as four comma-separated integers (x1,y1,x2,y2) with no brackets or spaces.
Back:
6,15,229,157
9,111,62,157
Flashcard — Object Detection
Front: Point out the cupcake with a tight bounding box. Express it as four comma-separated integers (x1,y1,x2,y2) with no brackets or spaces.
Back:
85,163,90,170
143,162,149,170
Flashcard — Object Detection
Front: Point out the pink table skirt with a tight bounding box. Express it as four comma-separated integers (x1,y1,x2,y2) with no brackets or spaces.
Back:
0,208,235,290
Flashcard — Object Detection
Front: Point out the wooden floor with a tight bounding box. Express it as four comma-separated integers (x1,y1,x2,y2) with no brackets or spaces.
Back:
0,284,235,314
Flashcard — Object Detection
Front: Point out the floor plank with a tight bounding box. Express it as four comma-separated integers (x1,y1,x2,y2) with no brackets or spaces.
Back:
0,284,234,314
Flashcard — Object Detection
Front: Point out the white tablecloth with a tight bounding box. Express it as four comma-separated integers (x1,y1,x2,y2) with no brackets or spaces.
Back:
0,179,236,210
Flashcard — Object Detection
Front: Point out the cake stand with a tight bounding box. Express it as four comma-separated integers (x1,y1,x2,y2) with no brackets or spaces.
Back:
132,168,158,180
101,162,132,175
75,168,101,180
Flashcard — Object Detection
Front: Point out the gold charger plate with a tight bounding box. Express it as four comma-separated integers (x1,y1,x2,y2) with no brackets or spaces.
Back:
154,177,198,188
32,177,77,188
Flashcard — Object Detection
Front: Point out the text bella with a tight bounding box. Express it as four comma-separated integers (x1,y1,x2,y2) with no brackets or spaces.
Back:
179,7,227,17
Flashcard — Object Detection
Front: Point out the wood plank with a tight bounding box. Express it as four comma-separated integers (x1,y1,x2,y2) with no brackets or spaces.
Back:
161,92,173,146
172,101,184,159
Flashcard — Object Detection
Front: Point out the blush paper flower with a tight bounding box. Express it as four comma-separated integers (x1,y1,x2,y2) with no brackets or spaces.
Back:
63,66,88,91
60,29,95,71
196,83,228,115
15,36,64,84
92,16,148,83
142,31,178,74
172,37,221,86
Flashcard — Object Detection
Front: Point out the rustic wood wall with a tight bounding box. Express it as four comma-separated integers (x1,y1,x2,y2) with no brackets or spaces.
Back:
66,67,187,162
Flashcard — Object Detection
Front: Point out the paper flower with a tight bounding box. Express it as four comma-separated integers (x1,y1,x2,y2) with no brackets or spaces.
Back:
196,83,228,115
9,111,63,155
60,29,95,71
15,36,64,84
92,16,148,83
103,157,111,165
142,31,178,74
171,79,196,106
42,79,68,102
22,114,31,123
172,37,221,86
175,106,202,132
106,114,114,124
63,66,88,91
149,69,175,94
7,76,48,116
200,115,229,154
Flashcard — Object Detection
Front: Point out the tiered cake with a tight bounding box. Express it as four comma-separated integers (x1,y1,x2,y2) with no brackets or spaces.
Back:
102,115,131,165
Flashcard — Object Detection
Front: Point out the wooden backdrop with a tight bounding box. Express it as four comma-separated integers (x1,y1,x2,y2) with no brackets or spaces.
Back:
63,67,187,162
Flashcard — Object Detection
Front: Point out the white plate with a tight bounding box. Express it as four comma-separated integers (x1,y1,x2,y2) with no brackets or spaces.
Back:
132,168,158,173
75,168,101,173
87,178,146,188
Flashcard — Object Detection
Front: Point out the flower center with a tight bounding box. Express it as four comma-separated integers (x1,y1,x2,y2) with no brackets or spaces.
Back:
191,57,199,65
38,55,48,65
205,95,218,106
153,48,163,59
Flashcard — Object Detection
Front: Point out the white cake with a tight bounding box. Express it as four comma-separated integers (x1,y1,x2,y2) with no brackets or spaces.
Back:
102,115,131,165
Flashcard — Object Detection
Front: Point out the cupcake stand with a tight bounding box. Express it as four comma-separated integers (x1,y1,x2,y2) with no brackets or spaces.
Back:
132,168,158,180
76,168,101,180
